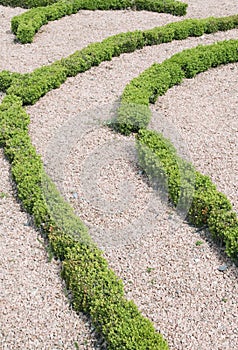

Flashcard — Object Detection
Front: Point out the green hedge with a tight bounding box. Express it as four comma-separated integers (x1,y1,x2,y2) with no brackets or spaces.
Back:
11,9,238,45
0,0,57,8
113,39,238,261
114,39,238,134
0,93,169,349
7,63,68,104
10,0,188,43
136,128,196,213
136,129,238,261
0,70,22,92
1,13,238,347
6,15,238,104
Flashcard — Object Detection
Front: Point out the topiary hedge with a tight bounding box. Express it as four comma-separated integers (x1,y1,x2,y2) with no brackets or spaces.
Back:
114,38,238,134
0,70,22,92
0,93,169,349
10,0,188,43
136,129,238,261
112,39,238,262
11,9,238,45
0,0,57,8
5,15,238,104
1,11,238,347
135,128,196,213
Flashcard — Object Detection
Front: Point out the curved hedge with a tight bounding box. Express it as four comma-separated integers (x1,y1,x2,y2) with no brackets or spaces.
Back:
114,39,238,261
3,14,238,101
0,0,57,7
0,94,169,348
10,0,188,43
136,129,238,261
1,10,238,347
115,39,238,134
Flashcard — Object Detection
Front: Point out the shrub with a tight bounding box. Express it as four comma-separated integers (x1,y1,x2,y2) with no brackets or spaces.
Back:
0,0,58,8
188,174,232,227
136,129,238,261
0,71,22,92
7,64,67,104
0,96,29,145
62,242,169,349
10,0,188,44
6,17,238,108
114,39,238,134
134,0,187,17
143,25,175,46
1,17,238,346
111,103,152,136
207,209,238,240
136,129,195,212
0,91,169,348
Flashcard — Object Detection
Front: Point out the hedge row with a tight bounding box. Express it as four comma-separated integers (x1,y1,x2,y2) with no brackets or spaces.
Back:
11,0,188,44
114,39,238,134
113,39,238,261
11,9,238,45
0,93,169,348
136,128,196,213
136,129,238,261
1,14,237,347
6,15,238,104
0,0,57,8
0,70,22,92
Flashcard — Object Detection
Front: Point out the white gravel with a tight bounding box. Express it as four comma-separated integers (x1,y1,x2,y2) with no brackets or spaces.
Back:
0,0,238,72
1,1,238,349
0,149,101,349
150,63,238,213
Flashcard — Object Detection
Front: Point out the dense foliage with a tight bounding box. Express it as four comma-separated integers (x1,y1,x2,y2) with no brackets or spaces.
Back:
136,129,238,260
0,93,169,349
10,0,187,43
0,4,238,347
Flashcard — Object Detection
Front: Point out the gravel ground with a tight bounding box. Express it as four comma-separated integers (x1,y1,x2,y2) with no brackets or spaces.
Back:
0,0,238,72
150,63,238,213
1,1,238,349
0,149,101,350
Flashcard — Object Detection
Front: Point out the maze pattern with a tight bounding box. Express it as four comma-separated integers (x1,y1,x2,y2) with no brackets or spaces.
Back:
0,1,238,349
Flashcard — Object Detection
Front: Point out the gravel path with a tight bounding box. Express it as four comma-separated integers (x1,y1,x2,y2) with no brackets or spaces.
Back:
0,0,238,72
150,63,238,213
0,149,100,349
1,1,238,349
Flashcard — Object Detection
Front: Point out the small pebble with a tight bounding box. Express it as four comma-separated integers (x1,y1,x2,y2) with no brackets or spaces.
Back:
218,265,228,272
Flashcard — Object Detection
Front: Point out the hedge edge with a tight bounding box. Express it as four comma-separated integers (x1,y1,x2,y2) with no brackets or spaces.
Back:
0,0,57,8
0,14,237,348
0,96,169,349
2,14,238,100
115,39,238,261
114,39,238,134
10,0,188,44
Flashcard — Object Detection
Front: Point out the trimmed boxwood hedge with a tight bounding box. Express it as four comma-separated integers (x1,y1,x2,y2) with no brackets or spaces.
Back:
1,0,187,12
136,129,238,261
3,15,238,96
0,0,57,7
5,15,238,104
114,39,238,134
0,93,169,349
113,39,238,261
1,11,238,348
11,9,238,45
0,70,22,92
9,0,188,43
